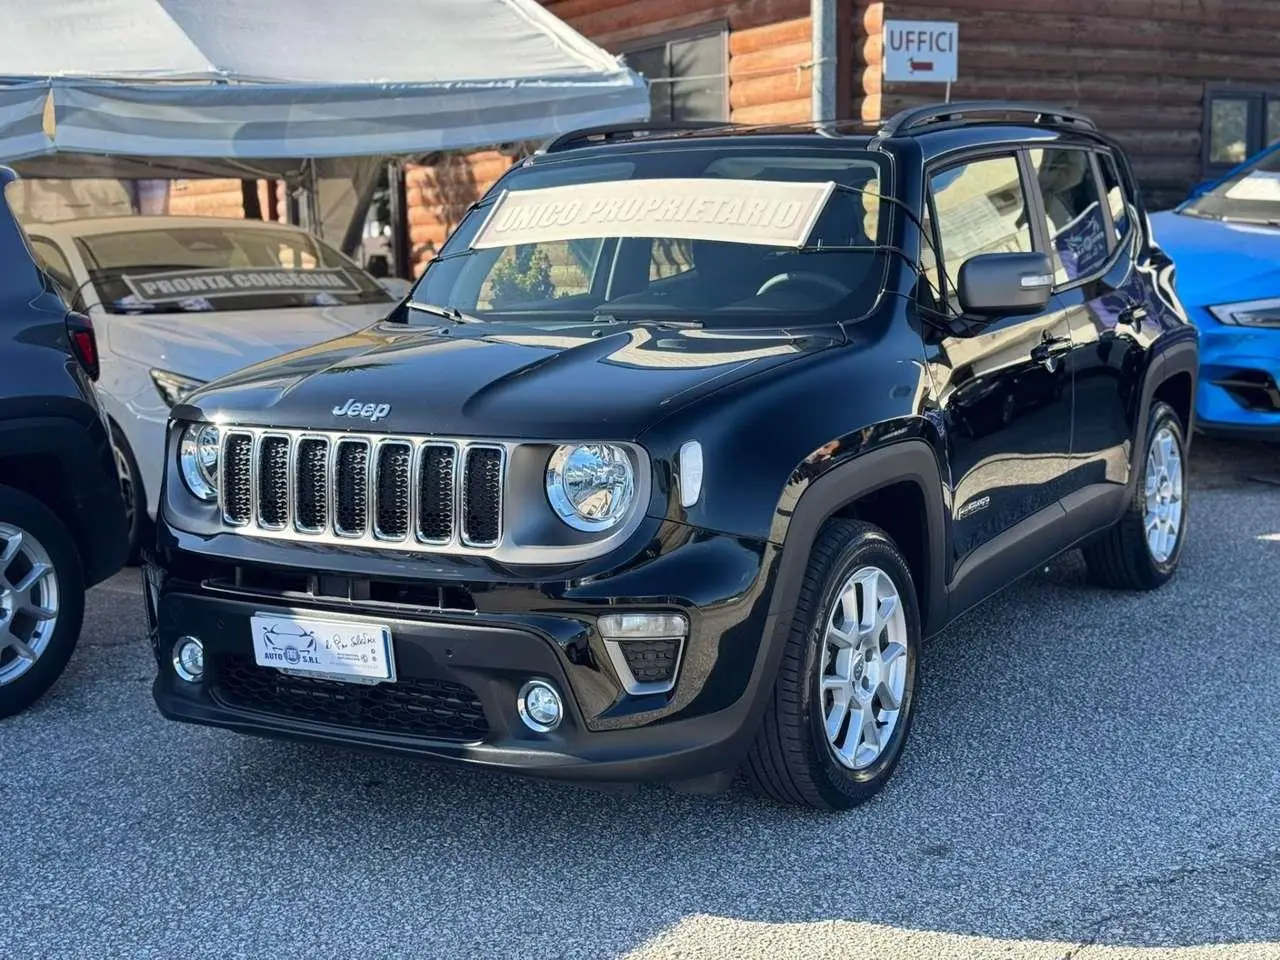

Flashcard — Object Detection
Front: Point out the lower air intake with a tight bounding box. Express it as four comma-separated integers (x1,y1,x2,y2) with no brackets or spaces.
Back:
619,638,681,686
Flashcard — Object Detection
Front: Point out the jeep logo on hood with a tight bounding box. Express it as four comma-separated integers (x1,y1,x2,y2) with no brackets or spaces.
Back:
333,398,391,422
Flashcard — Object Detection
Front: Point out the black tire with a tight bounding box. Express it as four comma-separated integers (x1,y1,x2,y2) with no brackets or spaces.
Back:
109,422,148,565
0,485,86,719
745,519,921,810
1082,401,1188,591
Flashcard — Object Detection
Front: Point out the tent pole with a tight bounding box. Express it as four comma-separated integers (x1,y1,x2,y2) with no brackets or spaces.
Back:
305,158,323,239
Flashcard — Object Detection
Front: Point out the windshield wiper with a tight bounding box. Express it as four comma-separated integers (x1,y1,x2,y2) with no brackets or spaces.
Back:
1222,215,1280,227
593,304,703,328
406,300,482,324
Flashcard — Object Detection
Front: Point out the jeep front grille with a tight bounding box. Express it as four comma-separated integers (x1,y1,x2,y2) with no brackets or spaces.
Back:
218,428,506,551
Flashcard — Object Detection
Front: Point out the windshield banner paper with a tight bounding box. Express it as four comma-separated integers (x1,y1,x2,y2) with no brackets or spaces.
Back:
120,267,359,303
470,178,837,250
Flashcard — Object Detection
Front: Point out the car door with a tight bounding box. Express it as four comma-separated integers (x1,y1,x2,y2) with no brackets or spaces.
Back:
1026,145,1155,509
918,151,1075,583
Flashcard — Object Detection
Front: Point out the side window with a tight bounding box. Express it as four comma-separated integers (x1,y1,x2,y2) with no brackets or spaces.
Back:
1097,152,1131,242
476,239,603,309
1028,148,1111,285
928,155,1033,309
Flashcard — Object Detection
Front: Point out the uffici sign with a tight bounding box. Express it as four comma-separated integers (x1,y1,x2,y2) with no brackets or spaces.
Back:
883,20,959,84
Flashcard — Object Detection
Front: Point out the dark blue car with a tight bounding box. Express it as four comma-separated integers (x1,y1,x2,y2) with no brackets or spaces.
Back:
1151,143,1280,440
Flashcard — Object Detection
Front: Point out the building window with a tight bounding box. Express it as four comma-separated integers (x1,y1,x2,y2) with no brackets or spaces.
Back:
1204,88,1280,175
625,26,728,123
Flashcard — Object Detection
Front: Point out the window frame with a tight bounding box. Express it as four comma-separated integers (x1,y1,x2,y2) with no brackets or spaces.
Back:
922,142,1136,308
621,22,730,124
1201,85,1280,179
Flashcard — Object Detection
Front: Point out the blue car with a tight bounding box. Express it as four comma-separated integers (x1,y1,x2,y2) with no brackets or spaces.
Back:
1150,143,1280,440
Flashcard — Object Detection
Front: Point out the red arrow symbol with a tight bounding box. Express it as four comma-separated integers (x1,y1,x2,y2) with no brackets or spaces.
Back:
909,58,934,72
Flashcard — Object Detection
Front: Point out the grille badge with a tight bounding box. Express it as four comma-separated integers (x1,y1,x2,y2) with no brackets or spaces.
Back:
332,398,391,422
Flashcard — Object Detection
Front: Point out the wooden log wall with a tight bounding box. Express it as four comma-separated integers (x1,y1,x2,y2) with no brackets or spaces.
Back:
404,0,827,273
867,0,1280,208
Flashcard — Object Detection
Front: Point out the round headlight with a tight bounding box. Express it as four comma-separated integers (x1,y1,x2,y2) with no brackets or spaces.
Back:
545,444,636,532
179,423,220,502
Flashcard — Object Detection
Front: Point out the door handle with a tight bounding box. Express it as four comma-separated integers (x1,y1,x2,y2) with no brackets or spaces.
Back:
1118,303,1147,330
1030,334,1070,366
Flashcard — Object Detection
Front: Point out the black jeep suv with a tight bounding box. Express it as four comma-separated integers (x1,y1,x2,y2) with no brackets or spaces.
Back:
0,167,129,718
144,102,1199,810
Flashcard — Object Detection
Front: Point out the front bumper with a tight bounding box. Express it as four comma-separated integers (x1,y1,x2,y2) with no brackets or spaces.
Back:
144,520,786,788
1193,318,1280,439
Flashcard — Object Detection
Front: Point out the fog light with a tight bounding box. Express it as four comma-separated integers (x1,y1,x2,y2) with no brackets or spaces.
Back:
173,636,204,683
517,679,563,733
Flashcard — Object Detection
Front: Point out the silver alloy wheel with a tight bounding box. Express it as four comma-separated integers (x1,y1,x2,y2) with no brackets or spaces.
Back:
0,523,60,686
817,565,908,770
1144,425,1184,564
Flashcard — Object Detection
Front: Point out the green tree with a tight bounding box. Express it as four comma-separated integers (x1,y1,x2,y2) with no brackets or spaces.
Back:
489,245,554,307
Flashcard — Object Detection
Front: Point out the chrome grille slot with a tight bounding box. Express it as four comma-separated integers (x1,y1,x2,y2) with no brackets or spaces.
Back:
257,435,291,529
334,439,370,537
417,443,456,543
462,446,503,547
214,428,509,554
374,441,412,540
222,432,254,526
295,438,329,532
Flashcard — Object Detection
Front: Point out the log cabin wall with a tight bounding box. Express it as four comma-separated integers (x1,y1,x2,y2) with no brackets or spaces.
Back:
867,0,1280,209
403,0,843,274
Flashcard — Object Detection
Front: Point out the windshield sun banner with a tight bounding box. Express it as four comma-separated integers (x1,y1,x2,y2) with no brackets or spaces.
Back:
470,178,838,250
119,266,359,303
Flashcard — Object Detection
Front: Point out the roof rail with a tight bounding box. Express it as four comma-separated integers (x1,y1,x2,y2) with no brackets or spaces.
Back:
878,100,1097,138
537,120,732,155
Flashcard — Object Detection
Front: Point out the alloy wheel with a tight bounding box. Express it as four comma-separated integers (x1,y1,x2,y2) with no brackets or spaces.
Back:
0,523,60,686
1143,425,1184,564
817,565,909,770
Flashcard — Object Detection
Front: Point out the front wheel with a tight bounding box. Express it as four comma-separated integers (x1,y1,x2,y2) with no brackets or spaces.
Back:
1082,400,1188,591
0,486,86,719
746,519,921,810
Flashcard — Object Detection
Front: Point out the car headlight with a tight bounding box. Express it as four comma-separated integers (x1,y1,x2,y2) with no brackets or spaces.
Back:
1208,298,1280,328
545,443,636,532
178,423,220,502
151,369,207,407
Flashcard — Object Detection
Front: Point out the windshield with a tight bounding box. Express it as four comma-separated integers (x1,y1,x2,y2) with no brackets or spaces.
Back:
1182,144,1280,224
406,146,892,328
75,225,393,315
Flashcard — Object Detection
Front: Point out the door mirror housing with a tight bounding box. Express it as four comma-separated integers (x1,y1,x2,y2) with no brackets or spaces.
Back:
957,251,1054,317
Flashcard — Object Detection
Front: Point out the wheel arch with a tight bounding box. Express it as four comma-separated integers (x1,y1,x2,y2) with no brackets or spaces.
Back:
0,416,128,587
765,439,949,639
1134,332,1200,472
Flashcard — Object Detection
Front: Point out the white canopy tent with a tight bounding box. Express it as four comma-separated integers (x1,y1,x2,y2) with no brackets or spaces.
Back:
0,0,650,244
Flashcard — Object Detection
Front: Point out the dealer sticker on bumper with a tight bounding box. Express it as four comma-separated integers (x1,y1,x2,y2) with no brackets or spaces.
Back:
249,613,395,684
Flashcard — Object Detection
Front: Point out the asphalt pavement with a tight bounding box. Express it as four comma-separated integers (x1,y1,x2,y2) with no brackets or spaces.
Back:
3,463,1279,959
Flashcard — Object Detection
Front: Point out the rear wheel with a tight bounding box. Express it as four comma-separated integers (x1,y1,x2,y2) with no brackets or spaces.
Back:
746,519,920,810
1082,400,1187,591
0,486,86,719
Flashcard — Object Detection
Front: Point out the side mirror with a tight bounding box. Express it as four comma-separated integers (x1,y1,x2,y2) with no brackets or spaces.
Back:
957,251,1054,317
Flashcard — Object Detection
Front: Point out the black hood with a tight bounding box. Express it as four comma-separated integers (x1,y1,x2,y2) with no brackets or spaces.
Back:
178,319,839,440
